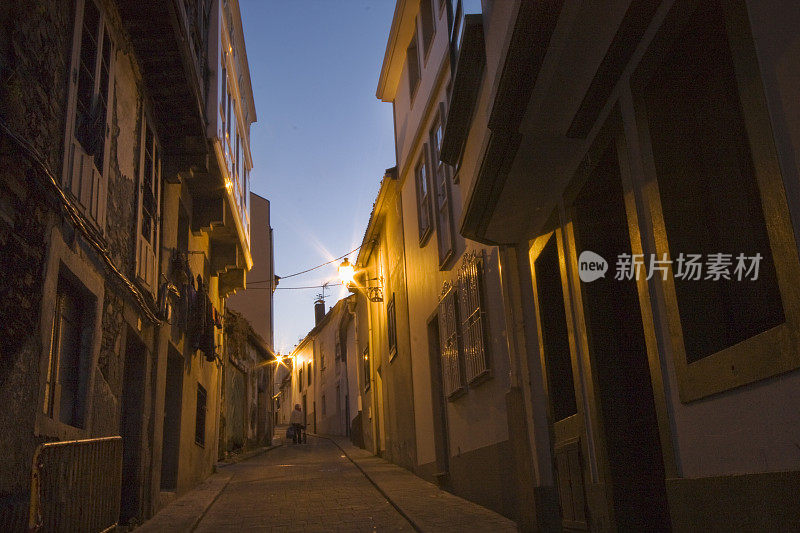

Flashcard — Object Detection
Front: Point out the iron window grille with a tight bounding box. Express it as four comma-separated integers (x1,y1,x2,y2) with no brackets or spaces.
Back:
438,282,465,398
458,250,490,383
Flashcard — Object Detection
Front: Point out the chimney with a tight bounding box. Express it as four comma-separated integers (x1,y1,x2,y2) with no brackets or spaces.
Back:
314,298,325,325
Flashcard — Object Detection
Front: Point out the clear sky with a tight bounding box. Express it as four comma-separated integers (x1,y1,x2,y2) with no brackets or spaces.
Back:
239,1,397,354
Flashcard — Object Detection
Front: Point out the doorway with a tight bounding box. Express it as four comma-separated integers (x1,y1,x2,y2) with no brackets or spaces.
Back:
120,329,146,524
571,142,670,530
427,314,450,486
160,346,183,491
530,229,586,529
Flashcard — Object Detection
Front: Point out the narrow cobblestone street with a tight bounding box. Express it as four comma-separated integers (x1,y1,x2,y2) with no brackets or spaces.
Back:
195,437,410,532
139,433,518,532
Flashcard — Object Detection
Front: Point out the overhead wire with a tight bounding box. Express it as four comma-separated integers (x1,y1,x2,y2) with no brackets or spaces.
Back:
0,119,162,324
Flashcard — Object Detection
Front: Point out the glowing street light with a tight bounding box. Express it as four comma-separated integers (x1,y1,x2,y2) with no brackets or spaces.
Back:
338,258,355,286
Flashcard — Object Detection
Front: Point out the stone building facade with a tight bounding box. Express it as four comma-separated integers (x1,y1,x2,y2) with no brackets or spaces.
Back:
0,0,255,527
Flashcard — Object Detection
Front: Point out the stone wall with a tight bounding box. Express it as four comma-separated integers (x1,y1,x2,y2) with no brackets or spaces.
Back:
0,0,154,519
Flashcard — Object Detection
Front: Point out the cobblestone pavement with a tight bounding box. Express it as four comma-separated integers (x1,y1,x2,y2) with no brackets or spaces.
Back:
140,433,519,532
194,436,412,532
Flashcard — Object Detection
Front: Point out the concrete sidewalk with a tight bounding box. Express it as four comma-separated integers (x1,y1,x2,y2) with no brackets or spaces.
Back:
325,435,518,533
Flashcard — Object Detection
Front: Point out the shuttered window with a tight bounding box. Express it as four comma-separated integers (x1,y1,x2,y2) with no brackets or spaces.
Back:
415,145,433,244
458,251,490,382
387,293,398,357
135,113,161,292
63,0,113,232
438,283,464,397
430,106,456,267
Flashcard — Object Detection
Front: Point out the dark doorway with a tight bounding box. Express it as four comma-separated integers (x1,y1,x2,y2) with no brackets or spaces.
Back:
120,329,147,524
573,143,670,530
427,315,450,485
345,394,350,437
160,347,183,491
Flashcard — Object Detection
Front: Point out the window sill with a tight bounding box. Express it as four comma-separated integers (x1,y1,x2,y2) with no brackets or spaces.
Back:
446,386,467,402
467,368,492,388
419,224,433,248
35,413,87,441
410,79,421,108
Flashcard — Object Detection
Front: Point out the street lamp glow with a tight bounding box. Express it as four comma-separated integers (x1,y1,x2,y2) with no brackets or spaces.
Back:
338,258,355,286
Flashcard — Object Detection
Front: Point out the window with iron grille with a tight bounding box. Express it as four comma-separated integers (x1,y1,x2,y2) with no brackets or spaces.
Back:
438,283,465,397
458,251,490,382
195,384,207,446
387,293,397,358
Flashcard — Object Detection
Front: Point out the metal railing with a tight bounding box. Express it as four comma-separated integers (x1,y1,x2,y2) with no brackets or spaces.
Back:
28,436,122,532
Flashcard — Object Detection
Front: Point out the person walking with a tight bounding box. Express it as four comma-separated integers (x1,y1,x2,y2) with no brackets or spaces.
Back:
289,403,304,444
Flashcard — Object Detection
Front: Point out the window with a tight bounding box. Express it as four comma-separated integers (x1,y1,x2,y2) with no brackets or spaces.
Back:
635,0,800,401
644,0,783,364
430,108,456,266
298,366,303,391
307,362,312,386
338,328,348,365
458,251,489,382
534,235,577,422
63,0,113,230
407,31,421,100
387,293,397,358
415,145,433,244
320,347,326,372
43,271,95,428
195,384,207,446
419,0,436,60
321,394,326,416
438,282,464,397
363,348,371,391
135,113,161,292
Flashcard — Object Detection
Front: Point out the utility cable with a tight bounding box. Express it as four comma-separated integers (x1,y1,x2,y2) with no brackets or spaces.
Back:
0,119,162,324
268,244,362,281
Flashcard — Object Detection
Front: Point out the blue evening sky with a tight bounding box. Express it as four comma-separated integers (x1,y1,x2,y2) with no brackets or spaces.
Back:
239,1,397,354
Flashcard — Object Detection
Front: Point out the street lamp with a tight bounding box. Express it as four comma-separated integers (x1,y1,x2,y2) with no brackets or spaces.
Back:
338,258,355,287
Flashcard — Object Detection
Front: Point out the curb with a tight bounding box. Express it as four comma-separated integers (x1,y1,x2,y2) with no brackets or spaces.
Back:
214,444,282,470
314,434,423,533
